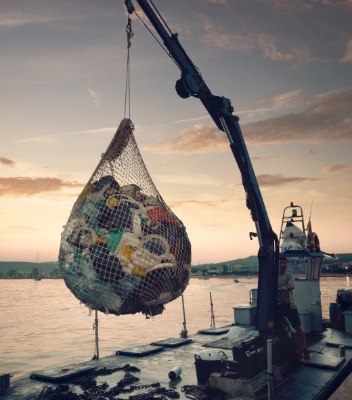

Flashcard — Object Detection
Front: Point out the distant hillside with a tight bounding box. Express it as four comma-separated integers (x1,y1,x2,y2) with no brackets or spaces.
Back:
194,253,352,270
1,253,350,274
194,255,259,270
0,261,58,273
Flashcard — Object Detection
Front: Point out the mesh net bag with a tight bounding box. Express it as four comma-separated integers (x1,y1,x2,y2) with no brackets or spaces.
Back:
59,119,191,317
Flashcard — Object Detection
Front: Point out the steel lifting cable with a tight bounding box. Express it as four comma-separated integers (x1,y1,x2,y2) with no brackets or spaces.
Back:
124,17,134,119
132,10,181,71
149,0,172,35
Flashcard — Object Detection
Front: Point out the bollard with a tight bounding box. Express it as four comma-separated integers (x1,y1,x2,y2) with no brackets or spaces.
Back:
339,345,345,357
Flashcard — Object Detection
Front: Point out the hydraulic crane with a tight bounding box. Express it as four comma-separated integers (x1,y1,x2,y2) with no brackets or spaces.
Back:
124,0,279,333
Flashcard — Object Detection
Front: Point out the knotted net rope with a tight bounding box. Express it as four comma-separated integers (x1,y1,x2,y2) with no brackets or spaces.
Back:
59,119,191,317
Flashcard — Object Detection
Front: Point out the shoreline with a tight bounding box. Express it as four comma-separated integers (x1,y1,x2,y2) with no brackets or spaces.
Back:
1,274,351,280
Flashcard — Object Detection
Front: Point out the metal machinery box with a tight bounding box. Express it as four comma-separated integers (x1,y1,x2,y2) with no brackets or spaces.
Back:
233,305,256,326
343,310,352,333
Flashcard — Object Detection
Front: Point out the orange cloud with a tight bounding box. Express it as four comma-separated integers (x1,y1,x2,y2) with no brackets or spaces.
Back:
0,157,16,167
0,177,83,197
204,0,227,4
257,34,320,63
87,88,101,106
198,14,320,64
201,32,255,52
169,197,235,208
321,165,352,174
271,90,302,110
142,124,228,155
198,13,255,52
251,155,280,163
340,39,352,63
243,87,352,144
143,87,352,154
256,174,319,187
251,0,352,11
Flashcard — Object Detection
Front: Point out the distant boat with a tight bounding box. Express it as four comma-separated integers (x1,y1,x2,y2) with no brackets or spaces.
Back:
34,251,42,281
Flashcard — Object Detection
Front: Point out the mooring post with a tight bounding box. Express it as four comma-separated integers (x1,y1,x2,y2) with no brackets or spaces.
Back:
180,294,188,338
92,309,99,360
210,292,216,328
267,339,274,400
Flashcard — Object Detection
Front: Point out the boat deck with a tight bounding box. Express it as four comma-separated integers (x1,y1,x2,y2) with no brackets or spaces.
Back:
3,326,352,399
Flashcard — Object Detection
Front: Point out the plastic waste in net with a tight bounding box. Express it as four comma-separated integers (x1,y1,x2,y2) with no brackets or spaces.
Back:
59,119,191,317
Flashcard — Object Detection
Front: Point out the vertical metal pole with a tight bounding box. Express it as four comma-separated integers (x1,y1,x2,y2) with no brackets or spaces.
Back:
267,339,273,400
180,294,188,338
210,292,216,328
94,310,99,360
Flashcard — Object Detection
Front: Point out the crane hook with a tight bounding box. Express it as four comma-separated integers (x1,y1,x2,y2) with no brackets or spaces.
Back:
126,17,134,49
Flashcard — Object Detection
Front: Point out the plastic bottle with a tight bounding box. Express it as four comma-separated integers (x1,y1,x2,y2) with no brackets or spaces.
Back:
168,366,182,380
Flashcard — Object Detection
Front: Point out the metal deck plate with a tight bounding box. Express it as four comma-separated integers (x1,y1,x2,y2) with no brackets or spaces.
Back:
198,326,232,335
307,342,326,353
326,335,352,349
304,353,345,370
30,365,96,383
116,344,164,357
150,338,192,347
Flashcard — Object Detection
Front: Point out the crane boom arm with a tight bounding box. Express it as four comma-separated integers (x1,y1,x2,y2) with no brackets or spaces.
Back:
125,0,278,332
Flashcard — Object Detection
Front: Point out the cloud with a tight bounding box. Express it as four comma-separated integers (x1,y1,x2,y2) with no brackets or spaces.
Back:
0,157,16,167
0,177,83,197
249,0,352,11
317,0,352,9
321,165,352,174
201,32,255,52
243,90,304,118
172,115,211,124
340,39,352,63
251,155,281,162
0,7,62,28
271,90,302,110
257,34,320,63
87,88,101,106
199,13,255,52
169,197,234,208
15,127,115,144
0,2,112,28
155,174,225,186
243,87,352,144
204,0,227,4
198,14,319,64
142,87,352,154
256,174,319,187
142,124,228,155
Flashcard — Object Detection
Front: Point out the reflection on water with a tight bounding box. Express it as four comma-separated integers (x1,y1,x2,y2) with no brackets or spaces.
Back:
0,276,349,381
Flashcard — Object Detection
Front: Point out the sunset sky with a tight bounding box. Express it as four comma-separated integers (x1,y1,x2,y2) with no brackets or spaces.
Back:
1,0,351,264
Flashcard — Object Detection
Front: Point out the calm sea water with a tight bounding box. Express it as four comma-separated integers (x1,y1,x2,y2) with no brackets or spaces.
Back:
1,276,350,381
